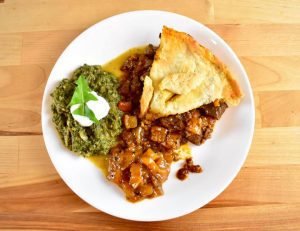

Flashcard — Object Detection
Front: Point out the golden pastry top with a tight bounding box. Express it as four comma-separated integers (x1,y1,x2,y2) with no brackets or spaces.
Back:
140,26,243,117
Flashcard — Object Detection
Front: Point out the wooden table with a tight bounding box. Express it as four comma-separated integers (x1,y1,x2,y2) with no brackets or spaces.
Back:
0,0,299,230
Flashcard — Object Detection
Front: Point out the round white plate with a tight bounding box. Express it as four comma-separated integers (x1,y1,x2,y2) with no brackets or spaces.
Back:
42,10,255,221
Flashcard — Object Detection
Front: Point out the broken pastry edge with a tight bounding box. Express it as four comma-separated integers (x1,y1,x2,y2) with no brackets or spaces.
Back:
139,76,154,118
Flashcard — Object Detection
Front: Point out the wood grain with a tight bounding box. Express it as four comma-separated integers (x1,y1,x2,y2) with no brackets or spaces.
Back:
0,64,49,134
22,30,82,64
1,165,299,212
0,0,299,230
241,56,300,91
0,205,299,230
259,91,300,127
214,0,300,23
1,24,297,67
209,24,300,56
0,0,213,33
247,127,300,167
0,34,22,66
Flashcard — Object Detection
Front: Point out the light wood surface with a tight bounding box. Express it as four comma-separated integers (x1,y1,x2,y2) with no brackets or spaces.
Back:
0,0,299,230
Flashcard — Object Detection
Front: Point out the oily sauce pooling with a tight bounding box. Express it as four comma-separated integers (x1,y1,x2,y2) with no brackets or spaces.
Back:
107,45,228,202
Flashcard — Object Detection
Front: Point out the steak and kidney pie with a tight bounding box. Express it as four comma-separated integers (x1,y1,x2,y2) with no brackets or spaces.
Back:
107,26,243,202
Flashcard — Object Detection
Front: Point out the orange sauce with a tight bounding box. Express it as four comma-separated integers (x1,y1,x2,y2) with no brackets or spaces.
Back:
87,155,108,175
102,46,148,78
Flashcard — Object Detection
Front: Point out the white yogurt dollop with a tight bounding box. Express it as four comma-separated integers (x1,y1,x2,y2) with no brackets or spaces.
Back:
70,91,110,127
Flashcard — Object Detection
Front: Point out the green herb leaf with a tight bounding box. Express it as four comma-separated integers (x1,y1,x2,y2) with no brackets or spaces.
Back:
72,104,99,124
69,75,98,107
84,104,99,124
69,75,99,124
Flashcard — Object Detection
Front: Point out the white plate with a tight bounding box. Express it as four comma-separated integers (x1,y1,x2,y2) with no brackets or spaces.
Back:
42,10,255,221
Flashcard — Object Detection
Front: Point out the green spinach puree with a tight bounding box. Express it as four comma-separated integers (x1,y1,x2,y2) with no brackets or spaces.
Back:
51,65,122,157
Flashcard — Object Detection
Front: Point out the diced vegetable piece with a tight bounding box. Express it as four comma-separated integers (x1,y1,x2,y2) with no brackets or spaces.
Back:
118,101,132,112
123,115,138,129
121,182,137,201
133,126,143,144
79,130,88,141
129,163,143,189
120,150,135,170
138,184,154,197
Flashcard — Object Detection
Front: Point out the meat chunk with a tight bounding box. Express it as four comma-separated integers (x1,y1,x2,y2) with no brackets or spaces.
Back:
150,126,168,143
176,158,203,181
186,114,202,135
176,168,189,180
185,132,202,145
144,44,157,58
200,101,228,119
159,114,185,130
185,158,202,173
119,80,130,96
121,130,136,146
107,147,123,184
164,132,181,149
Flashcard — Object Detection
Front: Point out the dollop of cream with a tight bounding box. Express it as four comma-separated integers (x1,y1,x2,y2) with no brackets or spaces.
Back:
70,91,110,127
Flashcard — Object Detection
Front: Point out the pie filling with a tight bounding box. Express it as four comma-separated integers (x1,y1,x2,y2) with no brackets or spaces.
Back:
107,45,228,202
